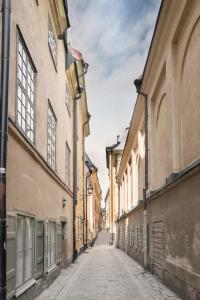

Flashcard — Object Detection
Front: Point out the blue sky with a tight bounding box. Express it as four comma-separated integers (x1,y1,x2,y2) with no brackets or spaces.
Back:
68,0,161,200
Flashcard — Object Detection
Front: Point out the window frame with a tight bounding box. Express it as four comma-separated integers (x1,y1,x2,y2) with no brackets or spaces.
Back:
47,221,56,270
16,28,37,145
48,15,57,70
47,100,57,171
66,141,71,188
65,80,70,114
16,214,35,290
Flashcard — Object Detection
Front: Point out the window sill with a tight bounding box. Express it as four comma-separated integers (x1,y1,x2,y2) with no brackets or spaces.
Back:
15,278,36,298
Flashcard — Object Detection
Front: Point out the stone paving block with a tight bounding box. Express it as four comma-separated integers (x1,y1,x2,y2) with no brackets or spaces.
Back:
36,232,181,300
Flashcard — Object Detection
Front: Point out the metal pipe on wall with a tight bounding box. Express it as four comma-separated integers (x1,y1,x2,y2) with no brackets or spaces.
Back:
0,1,11,298
72,61,81,261
142,93,148,270
134,77,149,270
82,117,90,250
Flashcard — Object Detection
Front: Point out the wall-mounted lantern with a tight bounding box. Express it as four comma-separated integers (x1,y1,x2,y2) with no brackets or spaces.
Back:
62,197,67,208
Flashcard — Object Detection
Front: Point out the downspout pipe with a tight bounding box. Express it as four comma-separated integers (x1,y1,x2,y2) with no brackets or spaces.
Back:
72,61,82,261
0,1,11,298
85,172,91,249
109,152,114,244
72,61,89,260
134,77,148,270
82,117,90,250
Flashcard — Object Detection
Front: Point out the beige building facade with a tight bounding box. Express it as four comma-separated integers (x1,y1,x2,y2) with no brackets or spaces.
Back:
85,154,102,246
115,1,200,299
66,59,90,255
0,1,84,299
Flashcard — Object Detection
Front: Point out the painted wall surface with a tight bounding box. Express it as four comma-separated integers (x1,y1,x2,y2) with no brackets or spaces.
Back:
3,0,73,298
116,0,200,299
7,127,73,262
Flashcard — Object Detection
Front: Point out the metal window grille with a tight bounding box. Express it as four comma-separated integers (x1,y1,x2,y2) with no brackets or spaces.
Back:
48,17,57,66
17,39,35,143
47,103,56,170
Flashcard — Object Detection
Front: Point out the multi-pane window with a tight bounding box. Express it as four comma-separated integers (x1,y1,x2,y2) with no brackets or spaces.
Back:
48,17,57,66
47,222,56,268
66,142,70,188
16,215,34,289
47,103,56,170
17,38,35,143
65,83,70,111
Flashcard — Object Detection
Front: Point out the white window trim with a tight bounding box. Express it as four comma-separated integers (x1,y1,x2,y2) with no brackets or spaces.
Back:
16,32,36,144
15,213,35,296
48,15,57,68
47,101,57,170
47,220,56,270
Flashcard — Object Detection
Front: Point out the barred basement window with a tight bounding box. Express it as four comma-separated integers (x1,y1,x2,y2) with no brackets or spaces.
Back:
16,215,34,289
66,142,70,188
48,16,57,67
17,37,36,143
47,103,56,170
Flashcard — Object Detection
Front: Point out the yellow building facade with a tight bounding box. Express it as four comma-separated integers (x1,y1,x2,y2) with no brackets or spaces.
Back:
114,1,200,299
66,60,90,256
85,154,102,246
2,1,74,299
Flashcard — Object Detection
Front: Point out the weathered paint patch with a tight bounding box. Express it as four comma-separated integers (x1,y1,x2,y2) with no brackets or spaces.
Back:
193,222,200,257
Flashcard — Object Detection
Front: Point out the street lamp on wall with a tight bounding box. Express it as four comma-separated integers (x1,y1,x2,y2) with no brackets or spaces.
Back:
62,197,67,208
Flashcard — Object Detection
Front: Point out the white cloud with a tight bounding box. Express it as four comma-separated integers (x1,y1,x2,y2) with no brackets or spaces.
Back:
68,0,161,200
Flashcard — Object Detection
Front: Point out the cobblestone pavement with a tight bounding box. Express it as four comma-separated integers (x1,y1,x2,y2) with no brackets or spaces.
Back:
36,232,181,300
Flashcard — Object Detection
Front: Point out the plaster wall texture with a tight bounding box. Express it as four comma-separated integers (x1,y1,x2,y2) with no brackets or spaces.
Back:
3,0,73,297
115,0,200,299
7,0,73,232
8,0,72,182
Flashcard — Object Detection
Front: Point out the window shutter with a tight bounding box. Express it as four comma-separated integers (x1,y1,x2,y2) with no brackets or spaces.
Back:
44,221,49,273
56,223,62,264
6,213,16,299
35,220,44,279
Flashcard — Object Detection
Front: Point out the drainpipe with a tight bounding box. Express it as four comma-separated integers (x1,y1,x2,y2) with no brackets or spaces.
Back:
109,152,114,244
73,61,89,260
82,116,90,250
134,77,148,270
85,172,91,248
0,1,11,298
72,61,82,261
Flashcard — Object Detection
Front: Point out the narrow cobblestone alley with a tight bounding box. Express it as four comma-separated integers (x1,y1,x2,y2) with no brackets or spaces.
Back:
36,232,180,300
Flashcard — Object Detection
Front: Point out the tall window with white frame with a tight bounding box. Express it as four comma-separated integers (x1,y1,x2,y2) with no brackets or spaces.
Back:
47,221,56,269
48,16,57,67
16,215,34,290
47,103,56,170
65,82,70,112
16,35,36,143
66,142,70,188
